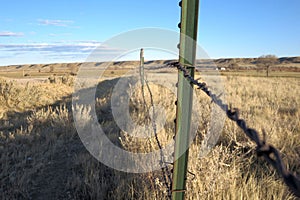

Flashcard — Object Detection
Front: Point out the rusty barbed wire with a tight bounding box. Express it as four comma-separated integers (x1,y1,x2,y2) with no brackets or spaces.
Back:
166,61,300,198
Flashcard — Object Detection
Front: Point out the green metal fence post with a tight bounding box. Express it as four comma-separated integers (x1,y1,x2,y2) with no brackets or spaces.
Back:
172,0,200,200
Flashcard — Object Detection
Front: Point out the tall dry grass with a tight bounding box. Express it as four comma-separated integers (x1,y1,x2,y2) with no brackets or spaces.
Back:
0,75,299,199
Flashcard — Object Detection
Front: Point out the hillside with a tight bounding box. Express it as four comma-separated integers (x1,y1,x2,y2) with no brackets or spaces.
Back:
1,56,300,77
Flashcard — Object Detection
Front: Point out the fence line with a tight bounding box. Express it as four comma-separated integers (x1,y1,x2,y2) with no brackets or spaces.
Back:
139,60,299,198
139,69,172,198
162,61,300,198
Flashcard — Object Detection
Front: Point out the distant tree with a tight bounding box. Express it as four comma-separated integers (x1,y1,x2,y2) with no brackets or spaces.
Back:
256,55,278,77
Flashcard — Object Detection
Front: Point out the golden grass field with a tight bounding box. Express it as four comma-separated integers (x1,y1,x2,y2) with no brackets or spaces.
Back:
0,60,299,199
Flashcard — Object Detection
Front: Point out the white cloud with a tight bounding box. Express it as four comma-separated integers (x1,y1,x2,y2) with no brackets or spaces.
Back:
49,33,72,37
0,41,126,65
0,31,24,37
38,19,74,27
0,42,100,53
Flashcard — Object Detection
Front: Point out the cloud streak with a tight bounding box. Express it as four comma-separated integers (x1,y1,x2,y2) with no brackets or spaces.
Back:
38,19,74,27
0,41,126,65
0,42,100,53
0,31,24,37
49,33,72,37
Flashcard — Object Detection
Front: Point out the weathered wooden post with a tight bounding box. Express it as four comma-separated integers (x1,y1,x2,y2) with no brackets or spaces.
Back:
140,48,145,86
172,0,200,199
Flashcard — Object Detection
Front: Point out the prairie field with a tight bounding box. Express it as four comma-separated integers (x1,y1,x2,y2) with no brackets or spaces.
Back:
0,62,299,200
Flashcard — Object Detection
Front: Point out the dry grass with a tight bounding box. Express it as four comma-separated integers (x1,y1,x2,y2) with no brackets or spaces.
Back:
0,72,299,199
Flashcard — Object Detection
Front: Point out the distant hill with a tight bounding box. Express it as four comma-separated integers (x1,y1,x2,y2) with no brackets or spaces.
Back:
1,56,300,73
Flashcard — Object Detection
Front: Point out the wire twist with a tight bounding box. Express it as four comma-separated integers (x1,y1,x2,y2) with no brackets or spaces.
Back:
167,61,300,198
140,71,172,198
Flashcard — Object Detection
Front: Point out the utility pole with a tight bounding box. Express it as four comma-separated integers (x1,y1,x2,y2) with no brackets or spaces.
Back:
172,0,200,200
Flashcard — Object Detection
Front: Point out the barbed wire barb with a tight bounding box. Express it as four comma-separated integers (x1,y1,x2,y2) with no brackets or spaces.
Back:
140,70,172,199
166,61,300,198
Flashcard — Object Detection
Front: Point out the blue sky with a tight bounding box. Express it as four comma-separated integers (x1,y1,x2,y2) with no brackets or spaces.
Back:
0,0,299,66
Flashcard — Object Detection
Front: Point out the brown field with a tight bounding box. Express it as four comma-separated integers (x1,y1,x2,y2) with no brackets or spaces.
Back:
0,59,299,199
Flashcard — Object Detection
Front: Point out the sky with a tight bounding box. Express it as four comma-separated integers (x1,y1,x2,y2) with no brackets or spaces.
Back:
0,0,299,66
